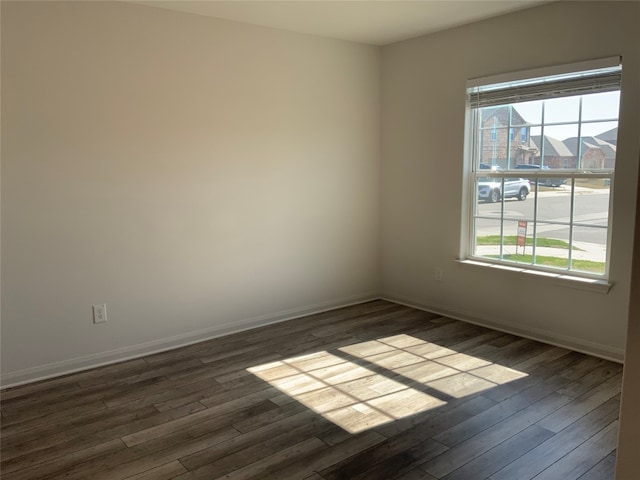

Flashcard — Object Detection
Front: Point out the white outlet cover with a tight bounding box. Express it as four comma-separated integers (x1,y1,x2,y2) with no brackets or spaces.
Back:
93,304,108,324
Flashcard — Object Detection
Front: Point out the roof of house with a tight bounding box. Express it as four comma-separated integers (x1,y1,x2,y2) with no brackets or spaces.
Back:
530,135,574,157
595,127,618,144
564,136,616,159
480,106,529,126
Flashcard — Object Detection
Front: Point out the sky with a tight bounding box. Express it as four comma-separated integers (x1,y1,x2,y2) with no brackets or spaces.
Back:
511,91,620,140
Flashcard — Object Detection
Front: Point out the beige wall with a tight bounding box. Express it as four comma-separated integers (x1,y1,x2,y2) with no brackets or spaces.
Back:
380,1,640,360
1,1,381,383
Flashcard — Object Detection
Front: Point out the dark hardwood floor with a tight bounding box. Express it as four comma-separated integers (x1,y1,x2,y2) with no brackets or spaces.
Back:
0,300,623,479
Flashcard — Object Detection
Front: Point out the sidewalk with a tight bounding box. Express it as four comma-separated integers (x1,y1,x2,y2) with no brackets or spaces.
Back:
534,185,608,198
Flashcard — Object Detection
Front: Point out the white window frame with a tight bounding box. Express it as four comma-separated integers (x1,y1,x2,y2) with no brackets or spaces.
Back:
461,57,622,286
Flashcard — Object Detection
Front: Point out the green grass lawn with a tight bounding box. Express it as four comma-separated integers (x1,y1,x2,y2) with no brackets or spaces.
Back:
487,253,605,274
476,235,582,250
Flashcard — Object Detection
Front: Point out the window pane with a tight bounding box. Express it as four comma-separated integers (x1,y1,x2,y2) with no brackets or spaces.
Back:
480,127,509,168
502,183,534,221
537,124,579,169
573,177,610,273
501,219,532,266
578,122,618,169
532,221,570,270
581,120,618,142
536,184,571,225
544,96,580,123
474,218,502,259
510,100,543,126
571,226,607,275
582,91,621,121
475,179,503,214
573,179,610,228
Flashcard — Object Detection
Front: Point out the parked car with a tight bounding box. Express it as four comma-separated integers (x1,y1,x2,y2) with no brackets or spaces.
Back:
515,164,566,187
478,164,530,202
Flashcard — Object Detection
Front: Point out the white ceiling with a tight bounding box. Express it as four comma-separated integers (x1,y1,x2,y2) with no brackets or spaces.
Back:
133,1,548,46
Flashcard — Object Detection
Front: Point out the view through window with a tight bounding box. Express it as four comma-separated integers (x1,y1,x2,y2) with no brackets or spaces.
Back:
466,60,622,279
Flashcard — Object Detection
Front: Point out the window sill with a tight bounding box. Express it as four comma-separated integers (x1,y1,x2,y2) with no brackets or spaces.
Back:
457,259,613,294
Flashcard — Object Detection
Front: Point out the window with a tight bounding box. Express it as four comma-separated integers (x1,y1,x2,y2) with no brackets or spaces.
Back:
464,58,621,280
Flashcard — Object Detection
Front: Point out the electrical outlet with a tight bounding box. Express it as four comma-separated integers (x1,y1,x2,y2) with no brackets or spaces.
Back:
434,267,443,282
93,304,108,324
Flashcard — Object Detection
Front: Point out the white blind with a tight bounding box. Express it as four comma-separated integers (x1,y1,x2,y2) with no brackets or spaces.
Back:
468,65,621,108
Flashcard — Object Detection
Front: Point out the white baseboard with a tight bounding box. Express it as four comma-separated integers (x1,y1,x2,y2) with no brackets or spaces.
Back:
381,293,625,364
2,291,624,389
0,293,378,389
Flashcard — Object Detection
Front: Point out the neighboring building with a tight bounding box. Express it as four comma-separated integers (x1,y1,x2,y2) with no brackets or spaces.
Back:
479,106,618,170
530,135,576,168
479,106,537,168
564,136,617,169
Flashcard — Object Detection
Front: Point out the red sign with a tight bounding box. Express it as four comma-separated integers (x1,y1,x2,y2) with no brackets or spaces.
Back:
517,221,527,247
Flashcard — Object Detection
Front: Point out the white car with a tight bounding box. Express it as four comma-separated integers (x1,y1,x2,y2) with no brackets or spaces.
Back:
478,164,530,203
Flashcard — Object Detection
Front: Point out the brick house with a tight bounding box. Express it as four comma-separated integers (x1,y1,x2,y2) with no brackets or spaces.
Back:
479,106,537,168
564,136,617,169
479,106,618,170
530,135,576,168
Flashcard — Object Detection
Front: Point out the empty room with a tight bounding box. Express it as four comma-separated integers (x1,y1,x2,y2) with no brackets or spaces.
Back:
2,1,640,479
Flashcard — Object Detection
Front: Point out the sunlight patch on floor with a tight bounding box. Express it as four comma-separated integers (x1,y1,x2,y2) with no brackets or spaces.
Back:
248,334,527,433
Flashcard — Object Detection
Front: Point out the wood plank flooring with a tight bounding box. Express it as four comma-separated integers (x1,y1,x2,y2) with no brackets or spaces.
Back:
0,300,623,479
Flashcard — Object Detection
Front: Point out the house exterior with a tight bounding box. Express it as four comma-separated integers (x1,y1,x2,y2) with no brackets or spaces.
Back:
530,135,577,168
479,106,537,168
564,136,617,169
479,106,617,170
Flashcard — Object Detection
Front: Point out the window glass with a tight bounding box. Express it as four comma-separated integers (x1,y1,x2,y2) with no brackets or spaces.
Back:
544,96,581,123
582,91,621,121
510,99,543,125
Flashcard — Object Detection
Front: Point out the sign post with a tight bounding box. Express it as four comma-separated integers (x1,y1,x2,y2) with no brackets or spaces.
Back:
517,221,527,255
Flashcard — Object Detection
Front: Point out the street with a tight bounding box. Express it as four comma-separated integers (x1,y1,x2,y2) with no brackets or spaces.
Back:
475,187,610,246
